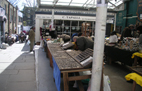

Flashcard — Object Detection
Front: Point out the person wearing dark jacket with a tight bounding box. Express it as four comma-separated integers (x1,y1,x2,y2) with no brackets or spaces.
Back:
121,27,132,40
73,36,94,51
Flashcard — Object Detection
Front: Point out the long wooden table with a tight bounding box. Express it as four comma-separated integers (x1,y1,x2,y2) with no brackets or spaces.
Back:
46,42,91,91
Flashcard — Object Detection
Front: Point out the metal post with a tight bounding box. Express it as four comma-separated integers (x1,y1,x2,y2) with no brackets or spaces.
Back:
3,21,5,42
114,13,116,31
51,9,54,29
91,0,108,91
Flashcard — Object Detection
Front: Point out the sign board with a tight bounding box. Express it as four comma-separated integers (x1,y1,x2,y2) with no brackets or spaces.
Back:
36,14,96,21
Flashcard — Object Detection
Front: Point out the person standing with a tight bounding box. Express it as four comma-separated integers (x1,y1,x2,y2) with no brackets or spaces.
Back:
28,27,35,52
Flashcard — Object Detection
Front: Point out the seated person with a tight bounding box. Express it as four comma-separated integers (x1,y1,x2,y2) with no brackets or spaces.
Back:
73,36,94,51
109,31,118,44
59,34,70,43
19,31,26,42
71,33,78,42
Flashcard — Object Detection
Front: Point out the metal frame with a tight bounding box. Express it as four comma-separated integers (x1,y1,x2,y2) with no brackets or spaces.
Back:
37,0,123,13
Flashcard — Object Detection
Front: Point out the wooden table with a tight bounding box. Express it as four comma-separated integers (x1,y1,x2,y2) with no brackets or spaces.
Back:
126,66,142,91
104,45,137,66
46,42,91,91
131,52,142,66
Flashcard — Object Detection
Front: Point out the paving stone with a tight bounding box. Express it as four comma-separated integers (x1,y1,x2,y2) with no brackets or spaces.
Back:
9,70,35,82
6,82,36,91
0,63,15,70
0,75,9,91
14,63,35,70
0,70,18,74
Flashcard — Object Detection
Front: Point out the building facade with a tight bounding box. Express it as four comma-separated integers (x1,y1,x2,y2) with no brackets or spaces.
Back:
0,0,19,35
23,6,36,26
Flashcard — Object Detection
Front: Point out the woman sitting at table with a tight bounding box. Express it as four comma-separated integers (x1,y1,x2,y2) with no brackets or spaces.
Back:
109,31,118,44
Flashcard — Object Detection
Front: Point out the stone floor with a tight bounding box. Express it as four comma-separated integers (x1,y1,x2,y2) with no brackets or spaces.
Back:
0,43,142,91
104,62,142,91
0,43,36,91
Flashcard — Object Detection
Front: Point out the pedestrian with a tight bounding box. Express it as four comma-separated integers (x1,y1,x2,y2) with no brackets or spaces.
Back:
28,26,35,52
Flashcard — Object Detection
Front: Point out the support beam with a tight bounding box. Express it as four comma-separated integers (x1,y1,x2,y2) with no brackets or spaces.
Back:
68,0,73,6
38,5,117,13
91,0,108,91
82,0,89,7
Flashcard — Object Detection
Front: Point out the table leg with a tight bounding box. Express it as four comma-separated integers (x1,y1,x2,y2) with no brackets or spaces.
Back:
133,56,138,66
63,72,69,91
132,81,136,91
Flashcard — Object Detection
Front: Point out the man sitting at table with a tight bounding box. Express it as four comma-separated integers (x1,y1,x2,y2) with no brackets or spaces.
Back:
73,36,94,51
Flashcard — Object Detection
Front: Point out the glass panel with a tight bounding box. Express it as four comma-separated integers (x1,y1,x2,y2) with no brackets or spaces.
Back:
72,21,78,26
64,20,70,26
58,0,71,3
40,0,54,2
70,4,83,6
64,27,70,33
55,20,63,26
56,3,70,5
72,0,87,3
40,2,53,4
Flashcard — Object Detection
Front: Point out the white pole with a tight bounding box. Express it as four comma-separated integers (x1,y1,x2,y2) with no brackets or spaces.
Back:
51,9,54,29
114,13,116,31
91,0,108,91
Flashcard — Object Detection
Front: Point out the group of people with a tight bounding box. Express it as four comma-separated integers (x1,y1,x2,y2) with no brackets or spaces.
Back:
109,24,142,44
58,33,94,51
3,27,35,52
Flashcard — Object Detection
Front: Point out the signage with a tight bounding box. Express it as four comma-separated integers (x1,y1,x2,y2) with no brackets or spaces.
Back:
137,0,142,22
36,15,96,21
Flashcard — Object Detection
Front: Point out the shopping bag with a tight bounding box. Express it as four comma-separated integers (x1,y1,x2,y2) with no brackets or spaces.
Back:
27,40,30,45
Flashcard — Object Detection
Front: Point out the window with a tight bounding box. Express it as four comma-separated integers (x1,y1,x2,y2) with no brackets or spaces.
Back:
28,21,30,25
28,10,30,13
28,14,30,18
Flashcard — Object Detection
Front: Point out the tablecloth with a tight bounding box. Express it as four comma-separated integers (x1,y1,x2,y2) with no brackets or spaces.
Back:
125,73,142,87
132,52,142,59
104,45,136,66
52,57,61,91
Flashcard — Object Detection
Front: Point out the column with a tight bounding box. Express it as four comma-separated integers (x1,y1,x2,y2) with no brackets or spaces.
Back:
91,0,108,91
35,18,40,42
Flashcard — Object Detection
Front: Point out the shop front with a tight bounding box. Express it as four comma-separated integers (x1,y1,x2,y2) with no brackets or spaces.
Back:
35,11,115,43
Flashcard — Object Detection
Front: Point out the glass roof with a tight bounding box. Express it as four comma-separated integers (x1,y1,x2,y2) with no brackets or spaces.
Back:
40,0,123,9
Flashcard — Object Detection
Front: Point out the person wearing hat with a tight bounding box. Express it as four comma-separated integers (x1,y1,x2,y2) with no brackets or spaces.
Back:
129,24,137,37
121,27,132,40
28,27,35,52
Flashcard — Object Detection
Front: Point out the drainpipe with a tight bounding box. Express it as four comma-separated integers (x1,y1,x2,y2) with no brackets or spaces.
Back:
91,0,108,91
